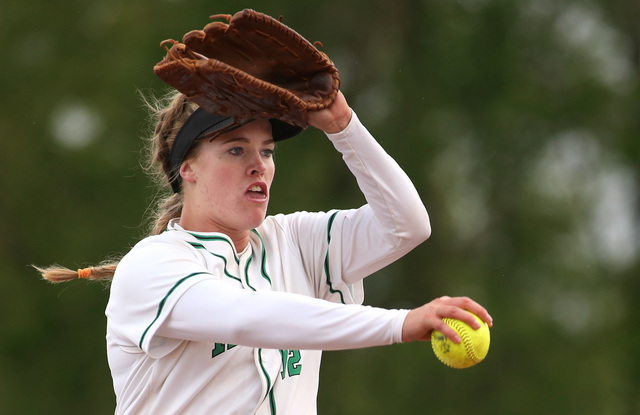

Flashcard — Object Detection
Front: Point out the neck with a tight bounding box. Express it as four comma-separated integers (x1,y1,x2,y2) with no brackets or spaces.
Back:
230,234,251,253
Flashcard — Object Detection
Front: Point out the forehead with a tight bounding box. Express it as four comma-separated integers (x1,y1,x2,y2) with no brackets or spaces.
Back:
216,119,274,144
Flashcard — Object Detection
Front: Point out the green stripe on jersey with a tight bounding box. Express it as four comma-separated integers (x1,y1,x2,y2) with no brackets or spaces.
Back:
187,233,240,264
257,348,276,414
187,241,241,283
323,212,346,304
243,257,256,291
251,229,272,286
139,271,210,349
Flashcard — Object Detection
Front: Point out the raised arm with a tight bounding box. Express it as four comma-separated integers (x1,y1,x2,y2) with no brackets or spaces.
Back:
306,91,431,284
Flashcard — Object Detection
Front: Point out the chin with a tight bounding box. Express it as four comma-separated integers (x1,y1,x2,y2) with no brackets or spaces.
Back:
245,211,267,229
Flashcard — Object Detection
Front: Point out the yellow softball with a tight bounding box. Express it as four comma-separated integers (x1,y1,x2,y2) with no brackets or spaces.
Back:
431,311,490,369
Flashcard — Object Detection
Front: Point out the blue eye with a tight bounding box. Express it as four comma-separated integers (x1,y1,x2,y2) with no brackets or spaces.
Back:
262,149,274,157
229,147,243,155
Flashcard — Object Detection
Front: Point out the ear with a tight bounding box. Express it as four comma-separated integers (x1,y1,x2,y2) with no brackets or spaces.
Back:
179,160,197,185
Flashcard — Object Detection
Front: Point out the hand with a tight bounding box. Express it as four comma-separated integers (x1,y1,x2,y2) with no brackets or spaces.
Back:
307,91,352,134
401,296,493,344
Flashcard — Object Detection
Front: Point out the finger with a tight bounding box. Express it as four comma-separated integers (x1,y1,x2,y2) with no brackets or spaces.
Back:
462,304,493,328
441,306,483,330
431,318,462,344
445,297,494,328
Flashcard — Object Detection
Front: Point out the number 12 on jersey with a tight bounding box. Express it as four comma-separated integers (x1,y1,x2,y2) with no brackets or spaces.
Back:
279,349,302,379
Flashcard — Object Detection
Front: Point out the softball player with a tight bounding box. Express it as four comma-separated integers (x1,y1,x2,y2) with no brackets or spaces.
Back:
39,91,492,414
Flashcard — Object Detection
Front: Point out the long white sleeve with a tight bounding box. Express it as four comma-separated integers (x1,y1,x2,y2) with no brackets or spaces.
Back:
158,278,409,350
323,111,431,283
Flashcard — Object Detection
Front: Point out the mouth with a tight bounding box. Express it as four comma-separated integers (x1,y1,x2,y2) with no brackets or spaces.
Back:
245,183,268,202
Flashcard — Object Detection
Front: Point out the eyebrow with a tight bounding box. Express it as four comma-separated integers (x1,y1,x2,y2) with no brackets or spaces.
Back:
219,136,275,146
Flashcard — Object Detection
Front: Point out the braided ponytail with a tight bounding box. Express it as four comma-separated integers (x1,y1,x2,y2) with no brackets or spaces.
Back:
35,263,119,283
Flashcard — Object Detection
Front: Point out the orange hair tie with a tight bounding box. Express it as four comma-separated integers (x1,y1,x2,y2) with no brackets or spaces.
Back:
77,268,92,279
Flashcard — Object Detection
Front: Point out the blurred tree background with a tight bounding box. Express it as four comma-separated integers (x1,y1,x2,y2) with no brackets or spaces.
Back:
1,0,638,413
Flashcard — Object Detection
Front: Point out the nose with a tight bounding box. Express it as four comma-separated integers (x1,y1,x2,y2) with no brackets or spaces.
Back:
247,150,267,176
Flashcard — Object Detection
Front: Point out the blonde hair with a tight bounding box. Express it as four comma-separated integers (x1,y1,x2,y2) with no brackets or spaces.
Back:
36,90,198,283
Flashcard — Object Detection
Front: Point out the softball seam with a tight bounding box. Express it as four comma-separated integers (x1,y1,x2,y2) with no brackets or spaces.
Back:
443,318,481,362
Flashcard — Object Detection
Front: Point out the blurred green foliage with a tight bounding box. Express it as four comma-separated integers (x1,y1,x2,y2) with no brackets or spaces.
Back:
1,0,638,413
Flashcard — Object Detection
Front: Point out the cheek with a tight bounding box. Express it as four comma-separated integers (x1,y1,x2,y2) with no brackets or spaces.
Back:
267,162,276,184
199,165,234,195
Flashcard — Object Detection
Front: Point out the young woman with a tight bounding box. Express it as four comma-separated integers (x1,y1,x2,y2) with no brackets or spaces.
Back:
38,90,492,414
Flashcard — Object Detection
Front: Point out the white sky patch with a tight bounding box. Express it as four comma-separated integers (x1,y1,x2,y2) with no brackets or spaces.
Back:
531,130,600,199
554,3,635,90
592,166,639,270
529,129,639,271
50,100,104,149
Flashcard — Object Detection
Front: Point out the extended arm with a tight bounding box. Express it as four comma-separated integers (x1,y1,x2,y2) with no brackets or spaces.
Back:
158,279,493,348
158,278,407,350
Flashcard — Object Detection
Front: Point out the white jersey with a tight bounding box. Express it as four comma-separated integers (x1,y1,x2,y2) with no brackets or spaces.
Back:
105,112,430,414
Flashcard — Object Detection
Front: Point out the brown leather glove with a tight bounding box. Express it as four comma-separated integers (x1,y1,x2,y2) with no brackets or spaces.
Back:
153,9,340,128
